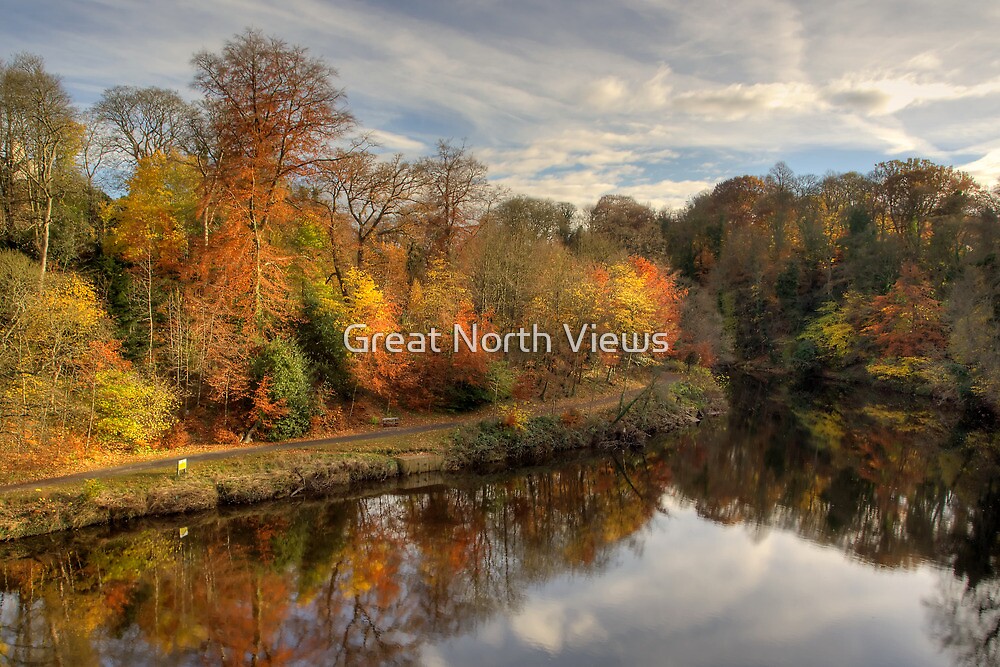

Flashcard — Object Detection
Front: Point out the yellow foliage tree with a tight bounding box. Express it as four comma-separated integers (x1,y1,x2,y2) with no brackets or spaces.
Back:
105,152,197,368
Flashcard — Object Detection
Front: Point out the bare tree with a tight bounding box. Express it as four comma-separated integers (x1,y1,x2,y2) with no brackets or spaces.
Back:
587,194,663,258
416,140,493,257
317,149,422,268
182,104,225,248
92,85,195,167
78,109,114,240
0,59,22,241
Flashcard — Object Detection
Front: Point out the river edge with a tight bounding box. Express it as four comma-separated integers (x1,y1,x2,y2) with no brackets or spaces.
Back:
0,372,727,542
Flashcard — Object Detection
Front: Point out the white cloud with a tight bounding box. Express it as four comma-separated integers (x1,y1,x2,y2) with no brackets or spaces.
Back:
959,143,1000,188
4,0,1000,203
673,82,823,119
587,76,630,110
823,74,1000,116
366,130,427,155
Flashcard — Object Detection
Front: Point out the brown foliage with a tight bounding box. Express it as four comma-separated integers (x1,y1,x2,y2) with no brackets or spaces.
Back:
864,264,948,358
192,29,354,331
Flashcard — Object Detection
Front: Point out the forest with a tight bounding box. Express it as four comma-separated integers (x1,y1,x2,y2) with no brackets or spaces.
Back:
0,28,998,467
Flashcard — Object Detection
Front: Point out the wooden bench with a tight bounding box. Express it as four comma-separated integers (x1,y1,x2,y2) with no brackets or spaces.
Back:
381,417,401,428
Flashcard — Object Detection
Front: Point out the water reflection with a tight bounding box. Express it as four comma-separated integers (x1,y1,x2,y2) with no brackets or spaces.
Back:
0,377,997,666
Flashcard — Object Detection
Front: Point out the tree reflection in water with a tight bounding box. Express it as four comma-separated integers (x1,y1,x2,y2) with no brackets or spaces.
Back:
927,486,1000,667
0,375,997,666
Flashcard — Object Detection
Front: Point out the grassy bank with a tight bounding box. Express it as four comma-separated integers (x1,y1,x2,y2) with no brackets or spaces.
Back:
0,371,726,541
447,369,726,469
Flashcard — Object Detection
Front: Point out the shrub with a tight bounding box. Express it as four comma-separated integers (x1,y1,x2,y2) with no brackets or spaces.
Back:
560,409,583,427
94,370,178,449
448,374,728,468
790,339,820,377
442,380,491,411
499,405,529,432
250,338,313,441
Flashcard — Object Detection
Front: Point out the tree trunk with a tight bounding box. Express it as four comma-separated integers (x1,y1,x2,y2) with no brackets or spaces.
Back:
39,195,52,287
252,220,264,334
146,251,155,370
203,205,211,248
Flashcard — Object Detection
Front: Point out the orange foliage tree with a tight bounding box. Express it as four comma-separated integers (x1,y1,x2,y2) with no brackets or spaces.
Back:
403,259,494,408
342,268,409,406
864,264,948,358
192,29,354,333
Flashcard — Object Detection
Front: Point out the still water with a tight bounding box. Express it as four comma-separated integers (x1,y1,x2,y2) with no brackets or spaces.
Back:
1,378,998,666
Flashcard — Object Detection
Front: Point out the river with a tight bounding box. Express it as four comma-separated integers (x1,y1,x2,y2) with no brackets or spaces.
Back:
1,376,998,666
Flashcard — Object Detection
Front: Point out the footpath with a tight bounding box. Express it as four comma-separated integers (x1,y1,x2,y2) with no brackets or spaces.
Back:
0,379,668,494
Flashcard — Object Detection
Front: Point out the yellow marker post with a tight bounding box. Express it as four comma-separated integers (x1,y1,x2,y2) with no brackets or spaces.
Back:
179,527,189,539
177,458,187,477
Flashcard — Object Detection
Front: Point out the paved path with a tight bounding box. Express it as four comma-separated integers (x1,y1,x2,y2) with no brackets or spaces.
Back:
0,379,673,493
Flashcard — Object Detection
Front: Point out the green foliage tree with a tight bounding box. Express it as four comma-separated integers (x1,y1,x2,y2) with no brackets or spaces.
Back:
0,55,81,283
249,338,313,441
298,282,351,395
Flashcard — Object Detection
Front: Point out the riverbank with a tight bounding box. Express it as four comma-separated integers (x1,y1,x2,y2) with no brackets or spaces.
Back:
0,370,726,541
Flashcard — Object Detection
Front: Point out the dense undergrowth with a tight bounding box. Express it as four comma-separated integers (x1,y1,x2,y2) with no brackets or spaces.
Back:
446,370,727,469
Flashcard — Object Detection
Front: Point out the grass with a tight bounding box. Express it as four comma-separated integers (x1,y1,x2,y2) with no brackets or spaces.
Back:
0,427,458,541
445,370,726,470
0,369,725,542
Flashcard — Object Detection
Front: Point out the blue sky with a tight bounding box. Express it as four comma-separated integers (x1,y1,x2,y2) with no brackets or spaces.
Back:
5,0,1000,209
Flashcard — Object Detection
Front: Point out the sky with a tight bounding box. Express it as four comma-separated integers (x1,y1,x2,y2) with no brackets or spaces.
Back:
4,0,1000,210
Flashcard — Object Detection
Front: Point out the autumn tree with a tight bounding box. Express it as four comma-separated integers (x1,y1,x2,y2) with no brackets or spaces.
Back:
948,194,1000,407
629,256,686,349
104,152,197,369
523,247,600,397
340,267,407,405
92,368,177,449
710,175,768,231
871,159,977,257
594,257,685,379
587,195,663,258
493,195,575,242
663,194,721,281
0,253,120,451
760,161,803,257
864,263,948,358
466,197,574,332
0,55,80,285
192,29,354,332
406,259,494,408
675,285,729,368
